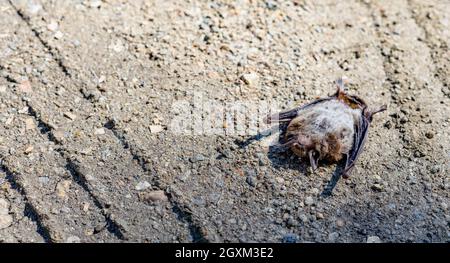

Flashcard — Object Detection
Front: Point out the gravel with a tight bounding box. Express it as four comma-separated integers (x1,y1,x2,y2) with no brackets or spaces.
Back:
0,0,447,243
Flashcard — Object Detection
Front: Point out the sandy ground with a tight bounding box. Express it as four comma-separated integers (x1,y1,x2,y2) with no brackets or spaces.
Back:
0,0,448,243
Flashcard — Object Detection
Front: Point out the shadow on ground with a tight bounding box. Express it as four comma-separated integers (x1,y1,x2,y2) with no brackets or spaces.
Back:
236,128,346,196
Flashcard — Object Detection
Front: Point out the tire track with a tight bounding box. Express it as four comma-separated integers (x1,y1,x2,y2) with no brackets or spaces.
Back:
406,0,449,95
0,164,51,242
363,0,449,242
0,2,122,241
104,121,209,242
9,0,210,242
9,1,71,77
6,0,449,242
0,78,121,242
25,103,125,240
10,0,402,242
3,8,196,241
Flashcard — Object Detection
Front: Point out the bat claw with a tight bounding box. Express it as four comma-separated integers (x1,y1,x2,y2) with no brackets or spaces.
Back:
365,105,387,121
373,105,387,114
308,150,319,171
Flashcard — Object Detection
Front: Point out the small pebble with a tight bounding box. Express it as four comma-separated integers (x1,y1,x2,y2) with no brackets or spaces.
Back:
189,154,206,163
135,181,151,191
373,174,382,182
371,183,383,192
298,213,308,223
66,236,81,243
241,72,259,87
413,150,425,158
47,20,58,31
316,212,324,220
5,117,13,126
429,165,440,174
304,196,314,206
255,153,266,166
28,3,42,14
82,203,90,212
149,125,163,133
24,145,34,154
0,214,13,230
336,219,345,228
54,31,64,39
111,41,124,53
275,177,285,184
25,118,35,130
19,80,32,93
139,190,168,202
98,75,106,83
366,235,382,243
53,129,65,142
425,132,434,139
64,112,77,120
286,217,298,227
56,180,71,198
94,224,106,233
246,176,257,187
0,198,9,215
18,107,29,114
282,233,298,243
94,128,106,135
384,121,392,129
328,232,339,242
265,1,278,10
89,0,102,8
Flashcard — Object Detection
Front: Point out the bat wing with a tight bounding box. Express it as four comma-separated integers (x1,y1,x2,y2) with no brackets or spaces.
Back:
264,97,332,124
342,115,370,178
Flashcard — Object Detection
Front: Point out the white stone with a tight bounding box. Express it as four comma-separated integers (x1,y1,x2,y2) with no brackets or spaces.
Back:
89,0,102,8
0,214,13,230
367,236,382,243
241,72,259,86
304,196,314,206
28,3,42,14
94,128,106,135
54,31,64,39
0,198,10,215
135,181,151,191
149,125,164,133
66,236,81,243
47,20,58,31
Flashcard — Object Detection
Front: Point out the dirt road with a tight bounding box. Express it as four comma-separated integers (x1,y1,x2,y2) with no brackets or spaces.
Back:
0,0,448,242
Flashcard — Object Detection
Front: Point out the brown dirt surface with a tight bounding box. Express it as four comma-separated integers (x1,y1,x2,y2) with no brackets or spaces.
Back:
0,0,448,242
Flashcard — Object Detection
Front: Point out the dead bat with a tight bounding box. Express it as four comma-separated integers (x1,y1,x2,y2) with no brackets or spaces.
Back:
265,78,387,179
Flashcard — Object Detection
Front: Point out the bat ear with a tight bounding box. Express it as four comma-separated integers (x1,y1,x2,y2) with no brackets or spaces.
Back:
334,76,349,96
